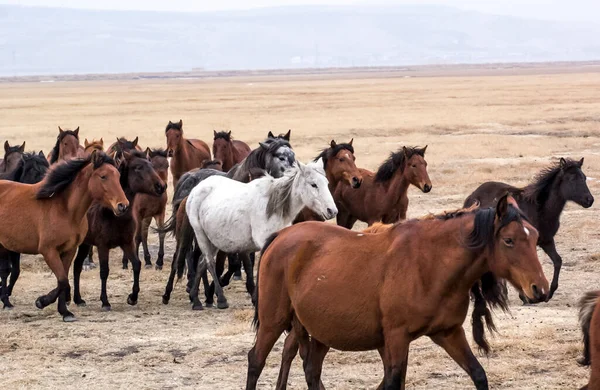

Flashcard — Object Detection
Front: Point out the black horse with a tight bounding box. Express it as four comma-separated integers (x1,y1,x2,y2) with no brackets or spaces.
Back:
464,157,594,301
0,151,49,308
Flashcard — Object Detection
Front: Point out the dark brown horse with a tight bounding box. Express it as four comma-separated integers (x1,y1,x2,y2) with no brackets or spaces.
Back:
294,139,363,223
247,195,548,390
48,126,85,164
335,146,432,229
201,159,224,170
464,157,593,301
84,138,104,155
165,120,211,189
107,136,142,164
126,148,169,270
578,290,600,390
0,141,25,173
213,131,251,172
72,150,166,310
0,151,127,321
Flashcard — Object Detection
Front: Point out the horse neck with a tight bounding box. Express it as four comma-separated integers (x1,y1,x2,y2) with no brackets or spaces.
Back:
221,147,235,171
380,168,410,210
62,165,96,223
538,185,567,223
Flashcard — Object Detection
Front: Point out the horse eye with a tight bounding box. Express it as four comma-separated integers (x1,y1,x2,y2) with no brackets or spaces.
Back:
412,164,417,168
503,238,514,247
100,175,107,180
311,183,318,189
279,157,285,161
339,158,344,162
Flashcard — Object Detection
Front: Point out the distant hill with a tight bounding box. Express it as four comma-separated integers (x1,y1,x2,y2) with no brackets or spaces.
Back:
1,4,599,76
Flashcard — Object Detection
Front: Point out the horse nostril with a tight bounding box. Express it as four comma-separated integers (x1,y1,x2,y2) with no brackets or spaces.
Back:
587,196,595,207
531,284,544,301
423,184,432,193
117,203,128,214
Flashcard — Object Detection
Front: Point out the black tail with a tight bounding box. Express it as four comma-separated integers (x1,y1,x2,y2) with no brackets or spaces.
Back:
470,273,509,356
175,210,195,281
579,290,600,366
252,232,280,332
154,213,177,237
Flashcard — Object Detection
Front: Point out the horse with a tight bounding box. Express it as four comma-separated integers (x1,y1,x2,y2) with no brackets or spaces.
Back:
124,147,169,270
578,290,600,390
267,130,291,142
335,146,432,229
84,138,104,154
48,126,85,164
464,157,594,301
71,150,166,310
165,120,211,189
107,136,142,164
166,160,336,311
0,141,25,173
161,137,297,309
0,151,50,309
212,130,251,172
247,195,549,390
294,139,363,223
0,151,127,321
201,159,223,170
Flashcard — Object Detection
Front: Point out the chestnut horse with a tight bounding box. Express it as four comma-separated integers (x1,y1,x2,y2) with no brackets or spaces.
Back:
294,139,363,223
247,195,549,390
0,151,127,321
48,126,85,164
0,141,25,173
335,146,432,229
578,290,600,390
165,120,211,189
213,131,251,172
84,138,104,154
125,148,169,270
72,150,166,310
464,157,594,301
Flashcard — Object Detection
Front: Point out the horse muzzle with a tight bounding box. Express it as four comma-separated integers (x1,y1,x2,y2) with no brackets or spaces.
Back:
422,183,432,193
351,177,362,189
113,202,129,217
155,182,167,195
581,195,594,208
167,149,174,157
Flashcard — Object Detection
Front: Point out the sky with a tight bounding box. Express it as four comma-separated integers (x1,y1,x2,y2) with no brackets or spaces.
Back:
1,0,599,22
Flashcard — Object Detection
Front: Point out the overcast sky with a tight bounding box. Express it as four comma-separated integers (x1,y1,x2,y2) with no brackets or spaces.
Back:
2,0,598,22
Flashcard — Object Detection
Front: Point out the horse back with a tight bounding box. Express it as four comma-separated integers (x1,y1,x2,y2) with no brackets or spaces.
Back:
187,139,211,156
233,140,252,158
464,181,521,208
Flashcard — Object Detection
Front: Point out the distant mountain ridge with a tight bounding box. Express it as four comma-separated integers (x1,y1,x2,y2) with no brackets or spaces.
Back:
1,4,599,76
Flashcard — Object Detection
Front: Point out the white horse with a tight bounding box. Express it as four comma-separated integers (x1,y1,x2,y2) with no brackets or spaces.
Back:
183,159,337,309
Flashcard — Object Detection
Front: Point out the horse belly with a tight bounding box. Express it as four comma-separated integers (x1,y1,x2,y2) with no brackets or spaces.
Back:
200,208,254,253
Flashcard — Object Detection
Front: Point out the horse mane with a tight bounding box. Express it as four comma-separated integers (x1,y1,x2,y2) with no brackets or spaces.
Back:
241,139,292,173
375,146,426,182
313,142,354,169
522,158,580,205
362,222,393,234
165,121,182,133
49,130,79,164
213,131,232,142
578,290,600,366
148,148,168,158
266,167,299,219
118,150,147,189
37,152,115,199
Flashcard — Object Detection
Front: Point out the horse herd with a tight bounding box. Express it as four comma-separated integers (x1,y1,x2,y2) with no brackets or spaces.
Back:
0,120,598,389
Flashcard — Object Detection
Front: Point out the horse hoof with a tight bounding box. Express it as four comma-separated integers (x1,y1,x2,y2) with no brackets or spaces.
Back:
102,305,112,312
127,295,138,306
185,287,191,294
3,304,14,310
233,275,242,281
63,314,77,322
35,297,44,309
122,265,128,270
155,265,163,271
217,301,229,310
205,302,214,308
76,300,87,307
144,264,152,269
162,296,170,305
192,304,204,311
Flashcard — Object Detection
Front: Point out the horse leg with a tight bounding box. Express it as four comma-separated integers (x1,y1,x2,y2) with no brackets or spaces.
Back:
0,256,12,309
430,326,488,390
247,323,288,390
72,244,91,306
208,252,233,301
201,269,212,308
122,241,142,306
7,251,20,298
36,250,75,321
276,329,300,390
155,213,166,270
97,245,112,311
162,240,180,305
540,239,562,301
140,217,152,269
233,250,243,280
206,248,228,309
84,246,96,271
375,346,408,390
186,244,200,294
379,332,410,390
189,256,207,311
241,252,255,300
303,338,330,390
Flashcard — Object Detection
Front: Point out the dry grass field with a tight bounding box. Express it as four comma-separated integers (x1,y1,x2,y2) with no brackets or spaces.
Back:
1,65,600,389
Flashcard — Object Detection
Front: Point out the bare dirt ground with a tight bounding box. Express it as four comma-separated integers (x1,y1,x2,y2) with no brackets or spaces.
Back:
1,66,600,389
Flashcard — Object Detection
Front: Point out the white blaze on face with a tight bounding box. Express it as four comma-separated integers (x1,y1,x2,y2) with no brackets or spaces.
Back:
523,226,530,237
344,152,351,160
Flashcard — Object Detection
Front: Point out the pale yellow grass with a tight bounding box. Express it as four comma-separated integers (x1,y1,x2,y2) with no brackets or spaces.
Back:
1,67,600,389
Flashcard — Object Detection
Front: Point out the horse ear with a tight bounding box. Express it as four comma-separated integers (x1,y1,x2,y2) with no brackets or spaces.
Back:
168,121,173,125
422,145,428,155
178,119,183,128
100,138,104,146
122,151,133,161
4,140,9,153
330,140,337,148
578,157,584,167
214,130,218,138
284,129,291,141
145,147,152,159
132,136,139,147
18,142,25,152
402,146,409,156
58,126,64,134
496,193,510,219
259,142,269,150
74,127,80,137
39,150,45,158
559,157,567,169
311,157,325,171
348,138,353,146
267,131,275,139
84,138,90,147
227,131,232,138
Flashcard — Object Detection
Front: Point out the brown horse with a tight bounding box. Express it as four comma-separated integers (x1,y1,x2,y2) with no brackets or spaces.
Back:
107,136,142,164
48,126,85,164
0,151,127,321
84,138,104,154
0,141,25,173
202,159,224,171
335,146,432,229
294,139,363,223
127,148,169,270
165,120,211,189
247,195,549,390
464,157,594,301
578,290,600,390
213,131,251,172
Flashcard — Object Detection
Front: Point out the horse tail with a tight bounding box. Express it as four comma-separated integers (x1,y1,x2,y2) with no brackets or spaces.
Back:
470,272,509,356
155,213,177,237
579,290,600,366
175,210,195,281
252,232,280,332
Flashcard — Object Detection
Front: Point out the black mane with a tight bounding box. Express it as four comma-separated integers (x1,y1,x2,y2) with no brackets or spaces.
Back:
148,148,168,158
523,158,581,205
37,152,115,199
4,152,49,183
165,121,182,133
375,146,426,182
49,130,79,164
214,131,232,142
313,142,354,169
